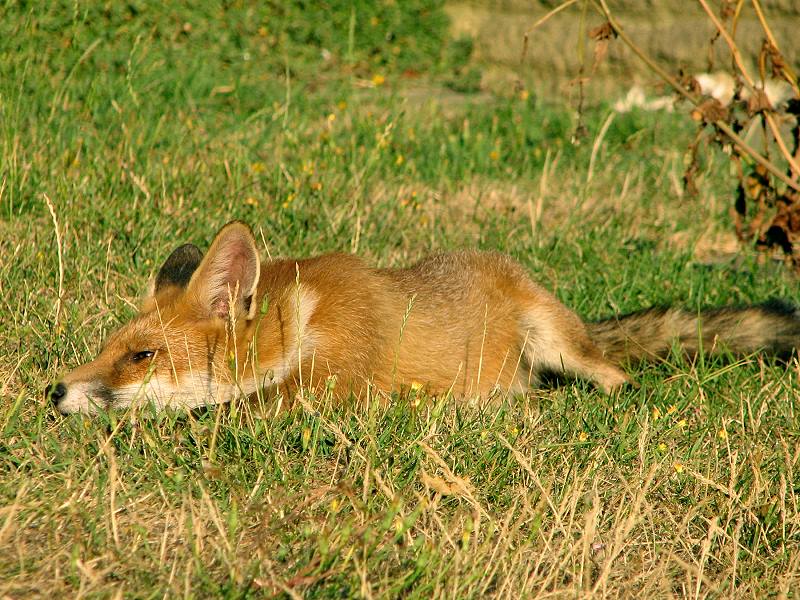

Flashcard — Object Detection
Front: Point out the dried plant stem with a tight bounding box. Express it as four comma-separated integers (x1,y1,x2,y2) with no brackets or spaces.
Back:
522,0,581,64
712,123,797,192
43,193,64,330
595,0,800,193
750,0,799,94
696,0,755,90
730,0,745,40
770,118,800,179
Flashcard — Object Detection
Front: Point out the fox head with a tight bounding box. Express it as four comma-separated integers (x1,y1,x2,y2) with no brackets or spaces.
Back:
48,221,263,415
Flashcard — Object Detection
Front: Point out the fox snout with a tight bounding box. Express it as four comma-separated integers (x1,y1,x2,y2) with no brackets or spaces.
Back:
45,377,115,415
46,379,107,415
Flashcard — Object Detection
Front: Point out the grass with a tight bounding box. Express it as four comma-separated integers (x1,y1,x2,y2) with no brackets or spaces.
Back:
2,3,800,598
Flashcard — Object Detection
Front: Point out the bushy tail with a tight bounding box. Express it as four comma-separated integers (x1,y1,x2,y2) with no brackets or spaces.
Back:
587,300,800,364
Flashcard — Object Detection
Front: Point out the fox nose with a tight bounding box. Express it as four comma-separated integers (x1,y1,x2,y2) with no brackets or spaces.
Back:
46,382,67,406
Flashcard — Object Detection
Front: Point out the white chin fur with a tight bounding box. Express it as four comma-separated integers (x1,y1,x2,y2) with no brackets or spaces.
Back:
59,373,239,415
113,374,238,412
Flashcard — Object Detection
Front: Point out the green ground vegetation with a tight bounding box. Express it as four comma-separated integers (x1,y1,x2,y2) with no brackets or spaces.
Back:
1,2,799,598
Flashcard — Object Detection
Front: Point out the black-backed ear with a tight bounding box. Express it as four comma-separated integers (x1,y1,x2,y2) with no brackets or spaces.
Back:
184,221,261,320
155,243,203,293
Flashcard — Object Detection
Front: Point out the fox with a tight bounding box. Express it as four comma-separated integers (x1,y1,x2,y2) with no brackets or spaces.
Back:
48,220,800,415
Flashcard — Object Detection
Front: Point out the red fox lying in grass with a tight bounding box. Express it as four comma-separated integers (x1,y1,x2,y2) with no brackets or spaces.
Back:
48,221,800,415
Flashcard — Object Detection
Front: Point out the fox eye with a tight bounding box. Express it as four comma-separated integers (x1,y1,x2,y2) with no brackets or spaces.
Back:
131,350,155,363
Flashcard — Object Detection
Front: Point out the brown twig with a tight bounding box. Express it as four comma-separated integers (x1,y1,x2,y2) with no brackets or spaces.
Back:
770,117,800,180
729,0,745,41
696,0,755,90
750,0,799,94
521,0,581,65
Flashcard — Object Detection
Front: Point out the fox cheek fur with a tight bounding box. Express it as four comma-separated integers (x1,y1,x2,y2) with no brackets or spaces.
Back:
49,220,800,416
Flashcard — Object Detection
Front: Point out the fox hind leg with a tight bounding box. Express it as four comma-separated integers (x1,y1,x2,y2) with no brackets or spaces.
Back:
521,303,631,393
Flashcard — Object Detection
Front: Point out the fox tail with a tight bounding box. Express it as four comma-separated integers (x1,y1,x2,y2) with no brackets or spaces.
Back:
587,300,800,364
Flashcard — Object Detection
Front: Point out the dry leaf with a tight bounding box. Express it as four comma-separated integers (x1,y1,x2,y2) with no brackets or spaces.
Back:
588,22,616,41
420,469,471,497
690,98,729,123
746,88,772,115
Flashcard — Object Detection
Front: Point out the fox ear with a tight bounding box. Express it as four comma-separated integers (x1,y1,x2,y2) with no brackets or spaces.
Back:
155,243,203,293
186,221,261,320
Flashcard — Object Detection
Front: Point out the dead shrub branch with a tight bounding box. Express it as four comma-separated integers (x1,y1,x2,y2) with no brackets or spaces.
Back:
588,0,800,267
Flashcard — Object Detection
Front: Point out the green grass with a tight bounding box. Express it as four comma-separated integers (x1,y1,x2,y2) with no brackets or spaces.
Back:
2,3,800,598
